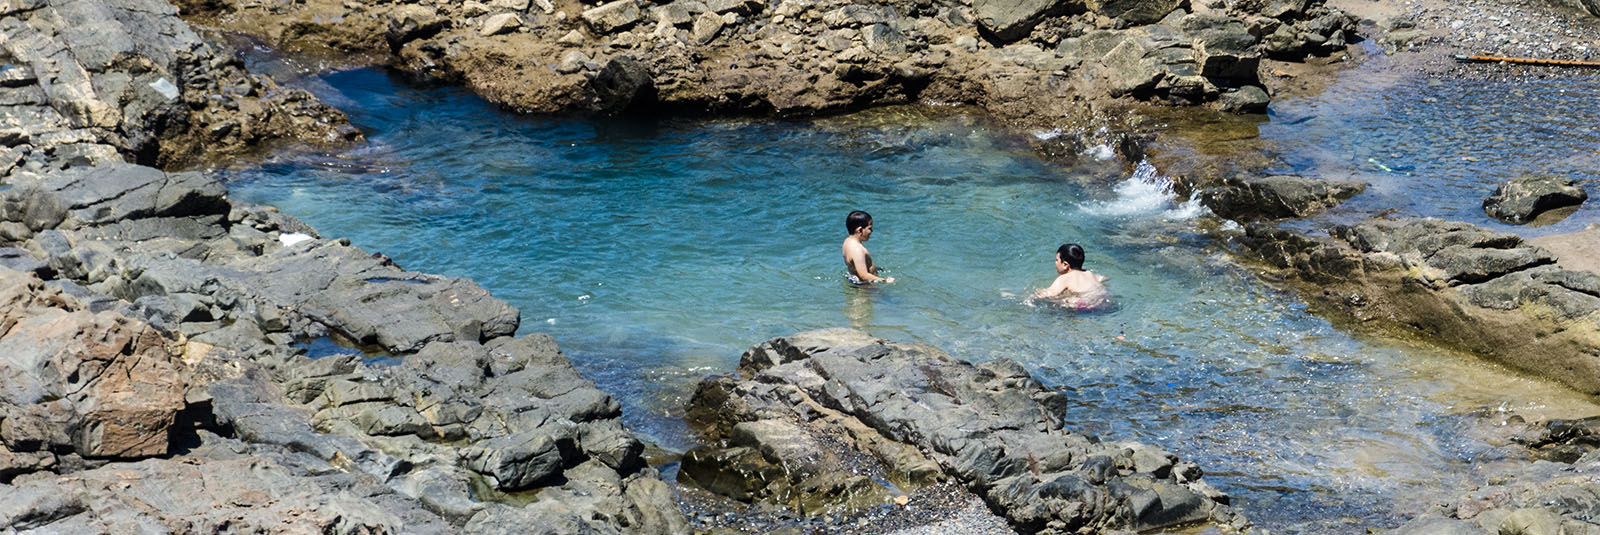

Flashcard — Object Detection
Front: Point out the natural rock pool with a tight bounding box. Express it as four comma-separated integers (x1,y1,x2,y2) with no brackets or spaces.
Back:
225,68,1598,533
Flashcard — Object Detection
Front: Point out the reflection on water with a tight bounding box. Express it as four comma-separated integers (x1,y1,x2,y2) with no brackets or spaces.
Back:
224,68,1599,534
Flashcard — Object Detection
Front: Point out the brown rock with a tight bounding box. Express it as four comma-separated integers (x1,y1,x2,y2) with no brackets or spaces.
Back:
0,268,187,462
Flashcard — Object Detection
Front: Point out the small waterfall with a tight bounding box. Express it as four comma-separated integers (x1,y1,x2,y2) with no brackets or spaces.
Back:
1081,159,1207,220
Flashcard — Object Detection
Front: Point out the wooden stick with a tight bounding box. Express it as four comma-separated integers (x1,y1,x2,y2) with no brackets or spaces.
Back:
1454,54,1600,67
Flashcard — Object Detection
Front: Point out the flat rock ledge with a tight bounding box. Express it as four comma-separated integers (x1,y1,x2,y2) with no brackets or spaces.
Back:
684,328,1254,534
0,161,687,534
1236,217,1600,394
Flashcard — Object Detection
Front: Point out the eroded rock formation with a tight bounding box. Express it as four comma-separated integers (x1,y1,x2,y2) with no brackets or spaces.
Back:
684,329,1254,534
178,0,1357,121
0,162,688,534
0,0,359,172
1237,217,1600,394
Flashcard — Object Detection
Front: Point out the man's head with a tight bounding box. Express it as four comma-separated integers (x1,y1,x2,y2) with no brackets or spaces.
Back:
846,211,873,238
1056,243,1085,271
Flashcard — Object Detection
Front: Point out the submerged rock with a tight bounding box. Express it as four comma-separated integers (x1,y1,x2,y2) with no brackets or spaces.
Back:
1483,175,1589,225
683,328,1253,534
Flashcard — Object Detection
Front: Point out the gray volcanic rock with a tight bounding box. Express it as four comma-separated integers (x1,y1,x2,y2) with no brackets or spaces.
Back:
0,431,453,534
684,329,1253,534
1483,175,1588,225
0,163,690,534
1237,217,1600,394
0,0,357,172
0,267,187,472
1202,174,1365,220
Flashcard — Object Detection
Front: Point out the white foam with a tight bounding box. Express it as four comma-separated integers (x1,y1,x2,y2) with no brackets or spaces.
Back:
1032,129,1064,141
279,232,314,246
1084,144,1116,161
1080,159,1208,221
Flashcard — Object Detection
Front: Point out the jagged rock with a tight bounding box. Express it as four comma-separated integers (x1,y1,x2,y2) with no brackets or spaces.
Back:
583,0,644,33
0,0,355,170
1202,174,1364,220
1483,175,1589,225
591,55,655,114
974,0,1075,42
1183,14,1260,81
685,329,1252,533
0,436,453,534
0,163,688,533
1237,218,1600,394
0,267,187,465
691,11,724,44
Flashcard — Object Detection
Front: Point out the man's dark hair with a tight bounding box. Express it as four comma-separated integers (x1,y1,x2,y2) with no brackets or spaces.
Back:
1057,243,1085,270
846,210,873,234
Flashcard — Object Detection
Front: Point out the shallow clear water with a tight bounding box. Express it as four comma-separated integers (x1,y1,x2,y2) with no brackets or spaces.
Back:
225,68,1599,533
1259,54,1600,235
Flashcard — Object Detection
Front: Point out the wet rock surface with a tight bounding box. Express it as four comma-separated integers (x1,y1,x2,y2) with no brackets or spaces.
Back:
1202,173,1366,220
683,328,1253,534
0,162,688,534
1236,217,1600,394
178,0,1356,124
0,0,359,172
1483,174,1588,225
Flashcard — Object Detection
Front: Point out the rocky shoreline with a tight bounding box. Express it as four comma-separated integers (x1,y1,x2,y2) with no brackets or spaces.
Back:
3,0,1600,528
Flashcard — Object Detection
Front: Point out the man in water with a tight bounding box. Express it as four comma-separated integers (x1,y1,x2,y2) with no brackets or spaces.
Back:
843,210,894,284
1033,243,1108,309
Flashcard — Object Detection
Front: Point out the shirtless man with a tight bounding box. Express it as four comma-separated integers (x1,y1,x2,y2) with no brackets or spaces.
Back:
842,210,894,284
1033,243,1108,308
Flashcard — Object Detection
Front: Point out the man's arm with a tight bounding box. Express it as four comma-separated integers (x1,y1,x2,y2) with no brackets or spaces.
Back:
846,247,892,283
1032,276,1068,299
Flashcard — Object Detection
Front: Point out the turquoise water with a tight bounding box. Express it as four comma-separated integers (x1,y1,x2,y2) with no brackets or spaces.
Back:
225,68,1599,533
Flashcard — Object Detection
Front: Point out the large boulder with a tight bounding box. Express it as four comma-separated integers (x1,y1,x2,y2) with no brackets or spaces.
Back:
1202,174,1365,220
1483,175,1588,225
973,0,1078,42
685,329,1254,534
0,267,187,468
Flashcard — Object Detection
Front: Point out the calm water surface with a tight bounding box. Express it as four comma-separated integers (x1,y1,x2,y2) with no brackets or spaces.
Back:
225,68,1599,533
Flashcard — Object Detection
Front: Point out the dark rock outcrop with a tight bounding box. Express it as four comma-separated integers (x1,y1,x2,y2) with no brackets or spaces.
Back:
1202,174,1365,220
684,329,1253,534
1235,217,1600,394
0,162,690,534
1483,175,1588,225
0,0,359,172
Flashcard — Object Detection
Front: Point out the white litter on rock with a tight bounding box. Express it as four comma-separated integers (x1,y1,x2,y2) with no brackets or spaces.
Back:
149,77,180,100
279,232,314,246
